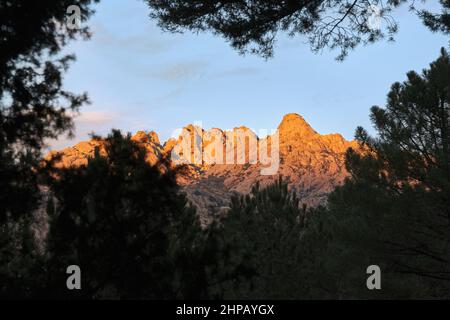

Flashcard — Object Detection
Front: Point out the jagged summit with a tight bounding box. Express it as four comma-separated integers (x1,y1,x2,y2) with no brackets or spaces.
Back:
280,112,305,123
132,130,160,145
47,113,358,225
278,113,318,138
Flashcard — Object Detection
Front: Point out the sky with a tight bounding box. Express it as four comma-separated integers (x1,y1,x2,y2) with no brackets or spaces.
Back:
49,0,449,150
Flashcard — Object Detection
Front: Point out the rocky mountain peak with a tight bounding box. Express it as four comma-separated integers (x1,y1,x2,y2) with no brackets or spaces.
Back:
46,113,358,225
132,130,160,145
278,113,318,139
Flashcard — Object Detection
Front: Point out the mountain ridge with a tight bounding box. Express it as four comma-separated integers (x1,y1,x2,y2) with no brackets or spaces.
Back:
47,113,359,225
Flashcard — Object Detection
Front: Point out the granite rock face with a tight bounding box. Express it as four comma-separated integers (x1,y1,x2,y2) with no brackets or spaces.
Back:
47,113,358,225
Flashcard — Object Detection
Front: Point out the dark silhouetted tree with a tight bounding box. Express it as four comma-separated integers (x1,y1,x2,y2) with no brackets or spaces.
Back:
146,0,448,59
419,0,450,34
0,0,98,218
43,130,203,299
0,0,98,298
305,48,450,298
205,178,311,299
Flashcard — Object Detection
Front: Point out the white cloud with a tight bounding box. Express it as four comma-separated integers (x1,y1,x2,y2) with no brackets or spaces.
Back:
91,22,173,56
75,111,120,125
147,61,209,81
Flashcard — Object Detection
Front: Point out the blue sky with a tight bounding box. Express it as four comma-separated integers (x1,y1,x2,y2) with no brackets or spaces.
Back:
50,0,449,150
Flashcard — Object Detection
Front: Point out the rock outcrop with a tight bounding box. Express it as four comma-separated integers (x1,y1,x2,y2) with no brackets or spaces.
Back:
47,113,358,225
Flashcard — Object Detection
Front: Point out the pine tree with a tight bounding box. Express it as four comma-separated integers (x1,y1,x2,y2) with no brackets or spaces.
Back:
146,0,449,59
206,178,311,299
0,0,98,298
42,130,203,299
307,48,450,298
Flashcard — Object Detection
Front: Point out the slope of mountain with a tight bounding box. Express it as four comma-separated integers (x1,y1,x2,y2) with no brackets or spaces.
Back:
47,113,358,225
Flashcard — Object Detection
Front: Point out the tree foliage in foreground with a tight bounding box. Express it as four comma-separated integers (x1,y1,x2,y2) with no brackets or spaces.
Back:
0,0,98,298
305,47,450,298
42,130,204,299
1,1,449,299
146,0,449,59
0,0,98,220
203,178,313,299
205,48,450,299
